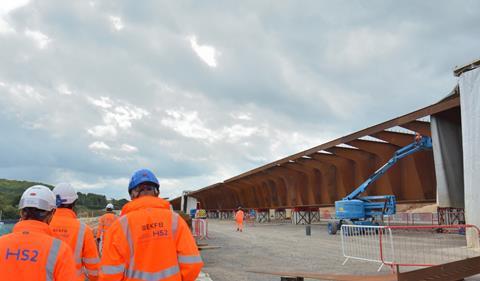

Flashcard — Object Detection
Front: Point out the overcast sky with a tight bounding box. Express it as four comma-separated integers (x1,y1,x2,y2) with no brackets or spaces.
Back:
0,0,478,200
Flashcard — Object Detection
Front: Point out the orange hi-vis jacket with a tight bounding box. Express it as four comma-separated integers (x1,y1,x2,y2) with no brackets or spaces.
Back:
97,212,117,241
50,208,100,281
99,196,203,281
0,220,77,281
235,210,244,223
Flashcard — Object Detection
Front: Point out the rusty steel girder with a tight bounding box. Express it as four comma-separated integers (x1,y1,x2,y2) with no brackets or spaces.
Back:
173,95,461,210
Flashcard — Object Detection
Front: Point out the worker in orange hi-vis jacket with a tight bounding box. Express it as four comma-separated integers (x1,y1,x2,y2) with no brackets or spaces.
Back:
50,183,100,281
235,207,245,232
96,203,117,254
99,169,203,281
0,185,77,281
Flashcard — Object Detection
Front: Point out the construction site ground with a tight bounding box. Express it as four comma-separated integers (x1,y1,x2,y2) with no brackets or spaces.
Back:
200,219,480,281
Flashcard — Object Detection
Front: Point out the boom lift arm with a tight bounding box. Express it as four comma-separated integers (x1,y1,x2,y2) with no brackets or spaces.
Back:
327,134,432,234
344,135,432,201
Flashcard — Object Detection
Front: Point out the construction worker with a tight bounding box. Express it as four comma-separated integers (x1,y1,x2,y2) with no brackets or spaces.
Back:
235,207,244,232
0,185,77,280
99,168,203,281
415,132,422,142
50,183,100,280
96,203,117,254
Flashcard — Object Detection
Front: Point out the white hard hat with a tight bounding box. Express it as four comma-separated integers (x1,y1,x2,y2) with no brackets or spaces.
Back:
53,183,78,205
106,203,114,210
19,185,56,211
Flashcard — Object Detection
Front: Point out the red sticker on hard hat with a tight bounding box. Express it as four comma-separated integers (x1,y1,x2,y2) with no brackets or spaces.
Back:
30,193,37,196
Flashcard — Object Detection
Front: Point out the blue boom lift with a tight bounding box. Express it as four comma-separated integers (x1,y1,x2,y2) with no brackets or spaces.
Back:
327,134,433,234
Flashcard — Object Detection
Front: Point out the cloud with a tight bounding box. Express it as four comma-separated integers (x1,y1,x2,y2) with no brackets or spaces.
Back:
24,29,51,49
161,108,262,143
0,0,30,34
0,0,479,200
89,141,111,151
325,27,404,68
0,18,15,34
230,112,252,121
57,83,72,95
109,15,124,31
104,105,149,129
161,109,220,141
88,125,117,138
0,81,44,105
88,96,113,109
87,96,149,141
120,144,138,153
189,35,219,68
0,0,30,15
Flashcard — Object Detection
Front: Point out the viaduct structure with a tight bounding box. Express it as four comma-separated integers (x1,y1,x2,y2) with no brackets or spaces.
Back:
171,93,460,211
172,59,480,247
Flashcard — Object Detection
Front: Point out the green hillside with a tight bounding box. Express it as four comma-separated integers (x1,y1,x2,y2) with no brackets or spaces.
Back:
0,179,128,219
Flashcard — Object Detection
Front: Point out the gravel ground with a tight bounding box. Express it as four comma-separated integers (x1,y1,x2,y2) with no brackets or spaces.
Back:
200,220,480,281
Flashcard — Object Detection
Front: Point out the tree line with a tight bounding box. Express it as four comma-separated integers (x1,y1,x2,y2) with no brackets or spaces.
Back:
0,179,129,220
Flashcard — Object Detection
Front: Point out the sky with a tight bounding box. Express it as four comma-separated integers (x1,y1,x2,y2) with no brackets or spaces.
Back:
0,0,478,200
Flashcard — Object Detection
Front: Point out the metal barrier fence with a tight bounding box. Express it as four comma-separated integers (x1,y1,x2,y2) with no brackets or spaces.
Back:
385,212,438,225
192,219,209,240
341,224,480,272
341,225,393,271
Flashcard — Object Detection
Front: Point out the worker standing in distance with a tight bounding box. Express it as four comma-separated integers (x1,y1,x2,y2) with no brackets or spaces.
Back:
99,169,203,281
0,185,77,280
50,183,100,280
97,203,117,255
235,207,244,232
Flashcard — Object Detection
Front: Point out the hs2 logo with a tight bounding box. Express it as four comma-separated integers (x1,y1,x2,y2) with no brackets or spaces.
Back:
5,248,39,262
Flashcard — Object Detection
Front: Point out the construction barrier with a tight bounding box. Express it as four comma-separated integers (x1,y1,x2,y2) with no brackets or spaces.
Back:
341,224,480,271
437,208,465,225
192,218,209,240
256,209,269,223
341,224,393,271
292,208,320,225
385,212,438,225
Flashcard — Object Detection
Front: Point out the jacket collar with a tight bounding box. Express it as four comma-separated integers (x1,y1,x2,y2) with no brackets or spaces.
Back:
13,220,53,236
121,196,170,215
54,208,77,219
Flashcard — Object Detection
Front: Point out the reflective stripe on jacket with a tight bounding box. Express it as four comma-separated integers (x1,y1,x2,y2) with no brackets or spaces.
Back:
97,213,117,241
0,220,77,281
50,208,100,281
99,196,203,281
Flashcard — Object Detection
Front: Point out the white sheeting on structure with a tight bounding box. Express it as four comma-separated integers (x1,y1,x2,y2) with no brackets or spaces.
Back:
459,67,480,247
431,115,464,208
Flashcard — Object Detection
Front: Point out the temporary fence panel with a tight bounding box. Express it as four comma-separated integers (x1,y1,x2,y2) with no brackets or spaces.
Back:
385,213,439,225
341,224,480,271
192,219,209,240
383,225,479,268
341,225,393,271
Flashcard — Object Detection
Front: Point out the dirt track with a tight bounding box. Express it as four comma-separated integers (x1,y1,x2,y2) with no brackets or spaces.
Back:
200,220,480,281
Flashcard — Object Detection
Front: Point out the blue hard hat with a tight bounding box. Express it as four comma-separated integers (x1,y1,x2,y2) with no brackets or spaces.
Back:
128,169,160,191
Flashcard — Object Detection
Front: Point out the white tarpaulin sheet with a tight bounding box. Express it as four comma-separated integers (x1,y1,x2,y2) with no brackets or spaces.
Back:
431,114,464,208
459,67,480,245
